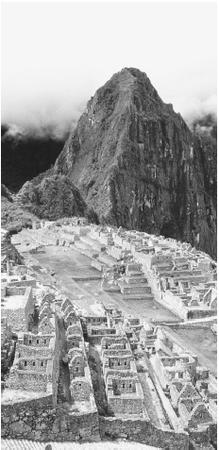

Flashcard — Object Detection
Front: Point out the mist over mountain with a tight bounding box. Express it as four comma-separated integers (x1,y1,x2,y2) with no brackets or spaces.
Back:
1,124,67,192
191,113,217,139
1,103,216,193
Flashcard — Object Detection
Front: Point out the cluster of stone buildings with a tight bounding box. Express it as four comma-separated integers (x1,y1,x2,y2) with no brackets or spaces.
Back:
1,228,96,415
1,221,217,447
80,299,216,433
59,296,96,409
101,327,145,416
150,326,217,430
1,232,37,335
151,253,217,320
81,303,146,416
28,220,216,320
68,223,217,320
2,271,57,398
13,219,216,319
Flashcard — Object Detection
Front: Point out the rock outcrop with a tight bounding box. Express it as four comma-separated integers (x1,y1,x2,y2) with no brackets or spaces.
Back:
52,68,216,258
17,174,97,222
1,184,13,202
1,184,36,233
1,228,24,265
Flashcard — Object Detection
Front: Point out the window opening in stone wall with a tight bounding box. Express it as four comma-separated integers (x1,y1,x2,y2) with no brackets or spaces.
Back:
24,361,27,366
41,362,44,366
33,362,35,366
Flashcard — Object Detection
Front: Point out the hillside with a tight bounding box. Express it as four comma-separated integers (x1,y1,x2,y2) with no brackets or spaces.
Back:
1,184,37,233
17,174,98,222
52,68,216,258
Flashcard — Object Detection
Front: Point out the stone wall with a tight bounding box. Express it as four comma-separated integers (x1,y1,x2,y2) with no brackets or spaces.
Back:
108,397,143,415
3,308,26,333
189,309,216,320
52,314,61,406
161,291,188,320
17,343,52,358
2,398,215,447
89,333,116,345
99,416,189,449
8,279,37,288
6,369,48,391
24,287,35,327
18,358,48,372
1,397,100,442
169,321,217,330
70,379,92,401
6,286,26,296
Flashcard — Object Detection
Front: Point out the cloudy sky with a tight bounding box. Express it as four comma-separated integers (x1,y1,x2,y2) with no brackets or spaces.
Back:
2,1,217,136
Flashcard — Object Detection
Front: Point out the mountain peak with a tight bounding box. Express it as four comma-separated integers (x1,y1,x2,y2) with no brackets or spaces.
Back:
112,67,150,81
103,67,156,94
17,68,216,258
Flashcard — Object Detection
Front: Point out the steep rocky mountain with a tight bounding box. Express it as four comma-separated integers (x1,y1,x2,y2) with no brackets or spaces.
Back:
15,68,216,258
17,174,98,222
51,68,216,258
1,124,65,192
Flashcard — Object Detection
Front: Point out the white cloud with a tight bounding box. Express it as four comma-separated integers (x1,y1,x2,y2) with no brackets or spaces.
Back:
1,2,217,136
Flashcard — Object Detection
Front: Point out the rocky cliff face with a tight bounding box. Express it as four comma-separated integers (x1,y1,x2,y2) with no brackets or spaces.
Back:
17,174,86,220
1,184,37,233
52,68,216,258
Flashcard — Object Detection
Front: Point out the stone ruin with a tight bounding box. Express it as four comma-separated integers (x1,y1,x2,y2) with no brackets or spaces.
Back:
60,299,95,407
6,331,55,393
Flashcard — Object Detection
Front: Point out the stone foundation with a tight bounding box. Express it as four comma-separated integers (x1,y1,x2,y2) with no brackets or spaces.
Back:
1,397,100,442
99,416,189,449
1,398,216,448
108,396,144,415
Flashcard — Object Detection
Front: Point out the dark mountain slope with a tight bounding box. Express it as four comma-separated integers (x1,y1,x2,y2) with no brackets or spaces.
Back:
52,68,216,258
